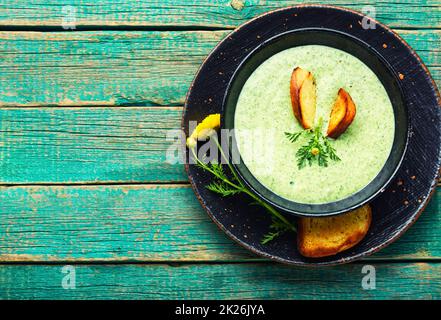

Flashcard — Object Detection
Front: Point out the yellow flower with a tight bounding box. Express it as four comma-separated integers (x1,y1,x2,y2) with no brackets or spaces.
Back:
186,113,221,148
311,147,320,156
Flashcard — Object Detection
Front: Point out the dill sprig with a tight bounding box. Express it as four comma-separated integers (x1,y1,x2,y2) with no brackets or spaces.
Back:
285,118,341,169
324,137,340,162
206,180,242,197
190,136,296,244
261,217,292,245
284,131,303,143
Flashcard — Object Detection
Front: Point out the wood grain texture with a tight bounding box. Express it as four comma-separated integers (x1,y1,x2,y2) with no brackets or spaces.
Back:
0,31,227,107
0,185,439,262
3,106,439,185
0,30,438,107
0,0,439,300
0,263,440,299
0,107,187,183
0,0,439,29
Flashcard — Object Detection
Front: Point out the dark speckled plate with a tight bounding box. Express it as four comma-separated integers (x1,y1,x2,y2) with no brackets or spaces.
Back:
182,5,441,266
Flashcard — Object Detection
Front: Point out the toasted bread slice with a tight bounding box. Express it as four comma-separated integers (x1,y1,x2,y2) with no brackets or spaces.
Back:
297,204,372,258
290,67,316,129
327,88,356,139
290,67,310,124
298,73,317,129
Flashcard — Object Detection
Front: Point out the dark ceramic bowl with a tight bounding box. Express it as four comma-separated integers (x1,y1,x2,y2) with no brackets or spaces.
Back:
223,28,409,217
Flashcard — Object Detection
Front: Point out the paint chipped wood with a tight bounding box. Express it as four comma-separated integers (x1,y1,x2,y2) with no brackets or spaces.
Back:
0,107,187,183
0,263,440,299
0,30,438,107
0,185,439,262
0,0,439,29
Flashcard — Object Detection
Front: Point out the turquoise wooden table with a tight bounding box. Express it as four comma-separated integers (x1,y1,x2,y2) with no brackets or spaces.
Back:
0,0,440,300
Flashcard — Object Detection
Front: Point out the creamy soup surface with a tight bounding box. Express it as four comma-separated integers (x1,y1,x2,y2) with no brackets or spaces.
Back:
234,45,395,204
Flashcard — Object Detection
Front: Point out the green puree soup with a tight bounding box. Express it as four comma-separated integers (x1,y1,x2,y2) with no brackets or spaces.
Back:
234,45,395,204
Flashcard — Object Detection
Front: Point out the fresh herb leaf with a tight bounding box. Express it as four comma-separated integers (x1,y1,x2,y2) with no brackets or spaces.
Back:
206,180,241,197
261,217,292,244
324,138,341,162
209,162,228,180
285,119,340,169
189,136,296,245
284,131,303,143
261,231,283,245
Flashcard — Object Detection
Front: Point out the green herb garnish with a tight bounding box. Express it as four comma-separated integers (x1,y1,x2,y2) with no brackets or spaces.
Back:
285,118,341,169
189,135,296,244
261,217,292,245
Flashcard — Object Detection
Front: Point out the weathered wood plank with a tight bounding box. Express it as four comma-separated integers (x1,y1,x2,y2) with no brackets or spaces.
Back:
0,107,187,183
2,106,441,184
0,31,227,107
0,262,439,299
0,30,438,107
0,0,439,29
0,185,439,262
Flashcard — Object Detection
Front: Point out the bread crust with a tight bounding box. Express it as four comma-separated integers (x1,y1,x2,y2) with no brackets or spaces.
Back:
290,67,315,129
327,88,357,139
297,205,372,258
290,67,303,123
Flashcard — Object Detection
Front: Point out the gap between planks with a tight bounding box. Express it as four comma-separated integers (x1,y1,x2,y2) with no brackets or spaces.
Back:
0,105,184,110
0,25,438,31
0,182,191,188
1,182,440,187
0,25,236,32
0,99,438,188
1,258,441,266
